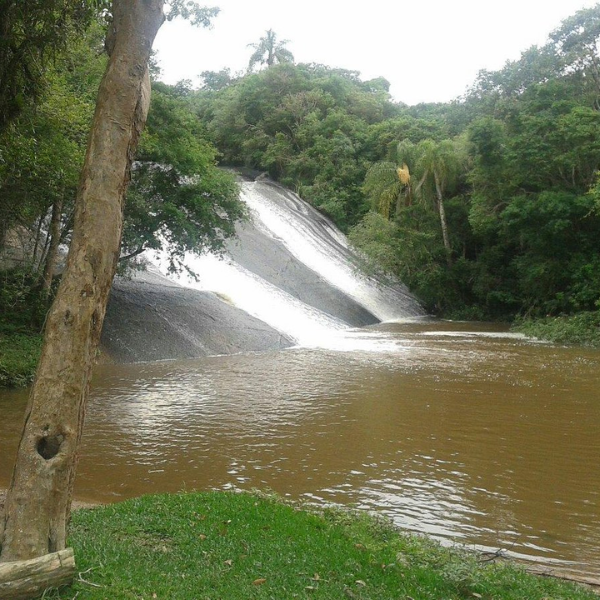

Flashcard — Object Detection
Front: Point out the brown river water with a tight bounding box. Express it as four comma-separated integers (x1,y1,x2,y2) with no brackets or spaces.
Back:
1,320,599,577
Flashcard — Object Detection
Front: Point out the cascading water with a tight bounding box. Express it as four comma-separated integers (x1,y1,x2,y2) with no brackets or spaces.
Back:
150,179,425,352
165,253,350,347
238,182,421,322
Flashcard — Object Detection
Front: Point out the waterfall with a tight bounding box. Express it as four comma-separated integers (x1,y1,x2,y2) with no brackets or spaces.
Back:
151,179,425,351
239,182,421,322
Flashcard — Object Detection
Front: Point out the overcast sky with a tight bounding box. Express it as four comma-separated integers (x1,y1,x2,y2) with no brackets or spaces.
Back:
154,0,599,106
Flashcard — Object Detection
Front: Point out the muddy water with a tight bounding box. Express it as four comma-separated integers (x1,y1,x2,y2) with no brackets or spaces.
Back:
1,321,599,576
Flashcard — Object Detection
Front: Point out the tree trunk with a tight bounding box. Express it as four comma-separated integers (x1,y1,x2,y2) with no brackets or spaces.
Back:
394,189,403,217
0,0,164,563
41,196,63,291
31,215,45,272
434,171,453,267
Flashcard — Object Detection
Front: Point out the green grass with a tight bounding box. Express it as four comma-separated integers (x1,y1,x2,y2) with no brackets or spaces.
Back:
513,311,600,348
0,331,43,387
0,267,51,387
43,491,596,599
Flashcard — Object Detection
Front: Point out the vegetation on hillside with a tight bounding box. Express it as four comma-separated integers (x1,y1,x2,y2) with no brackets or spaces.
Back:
193,6,600,324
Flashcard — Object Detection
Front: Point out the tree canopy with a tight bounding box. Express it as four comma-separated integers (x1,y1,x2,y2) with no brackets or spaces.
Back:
0,0,99,131
191,4,600,320
0,15,243,280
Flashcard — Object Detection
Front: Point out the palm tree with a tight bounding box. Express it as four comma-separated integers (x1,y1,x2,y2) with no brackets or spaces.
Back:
409,139,464,266
365,139,464,266
247,29,294,71
362,140,417,220
363,161,403,220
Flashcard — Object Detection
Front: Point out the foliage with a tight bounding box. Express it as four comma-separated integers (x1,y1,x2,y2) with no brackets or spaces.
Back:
0,332,43,387
363,161,404,219
499,191,600,314
199,67,234,91
0,268,56,333
0,56,95,255
549,4,600,104
349,207,475,315
196,62,411,230
0,0,217,132
0,0,99,132
0,268,52,387
0,15,244,277
0,19,105,261
513,311,600,347
124,82,244,273
350,5,600,320
46,491,596,599
165,2,219,26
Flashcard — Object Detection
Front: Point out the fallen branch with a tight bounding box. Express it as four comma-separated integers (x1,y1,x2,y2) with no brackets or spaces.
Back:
522,564,600,592
0,548,75,600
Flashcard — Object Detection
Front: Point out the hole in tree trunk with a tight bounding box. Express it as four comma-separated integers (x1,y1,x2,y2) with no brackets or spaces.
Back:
37,435,64,460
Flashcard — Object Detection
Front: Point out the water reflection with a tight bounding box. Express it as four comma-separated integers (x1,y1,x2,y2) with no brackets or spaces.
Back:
0,321,599,577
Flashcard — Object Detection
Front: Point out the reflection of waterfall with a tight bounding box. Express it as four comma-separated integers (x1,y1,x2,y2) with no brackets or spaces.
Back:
153,179,425,350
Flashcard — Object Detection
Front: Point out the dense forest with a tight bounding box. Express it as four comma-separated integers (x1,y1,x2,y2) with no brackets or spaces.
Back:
1,4,600,387
190,8,600,322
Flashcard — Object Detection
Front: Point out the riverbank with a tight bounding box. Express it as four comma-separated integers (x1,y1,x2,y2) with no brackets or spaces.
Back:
0,332,42,388
512,311,600,348
1,490,592,599
0,490,98,516
3,311,600,390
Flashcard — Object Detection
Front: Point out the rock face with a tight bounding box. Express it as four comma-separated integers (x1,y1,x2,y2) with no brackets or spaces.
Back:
233,180,424,323
101,270,293,362
227,216,379,327
101,177,424,363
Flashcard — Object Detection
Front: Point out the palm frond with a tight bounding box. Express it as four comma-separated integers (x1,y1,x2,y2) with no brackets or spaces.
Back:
397,163,411,185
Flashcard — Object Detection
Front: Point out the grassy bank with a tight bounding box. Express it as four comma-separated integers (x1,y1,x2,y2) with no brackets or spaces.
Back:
43,491,595,599
513,311,600,348
0,268,51,387
0,331,42,387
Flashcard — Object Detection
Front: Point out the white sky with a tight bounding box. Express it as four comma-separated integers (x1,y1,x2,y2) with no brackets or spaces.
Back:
154,0,599,106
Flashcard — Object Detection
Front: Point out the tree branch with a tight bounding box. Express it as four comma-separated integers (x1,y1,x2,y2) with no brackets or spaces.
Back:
118,245,147,262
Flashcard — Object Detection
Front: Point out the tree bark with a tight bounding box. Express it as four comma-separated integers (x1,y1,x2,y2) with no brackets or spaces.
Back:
29,216,44,271
0,0,164,562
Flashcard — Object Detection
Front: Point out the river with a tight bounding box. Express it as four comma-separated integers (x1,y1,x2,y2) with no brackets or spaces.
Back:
1,319,599,578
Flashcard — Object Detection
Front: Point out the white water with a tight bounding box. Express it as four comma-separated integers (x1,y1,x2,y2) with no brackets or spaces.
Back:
152,180,424,350
241,183,413,322
171,253,349,347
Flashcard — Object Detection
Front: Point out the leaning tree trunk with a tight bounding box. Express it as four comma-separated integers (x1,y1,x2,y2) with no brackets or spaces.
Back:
0,0,164,563
433,171,452,268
